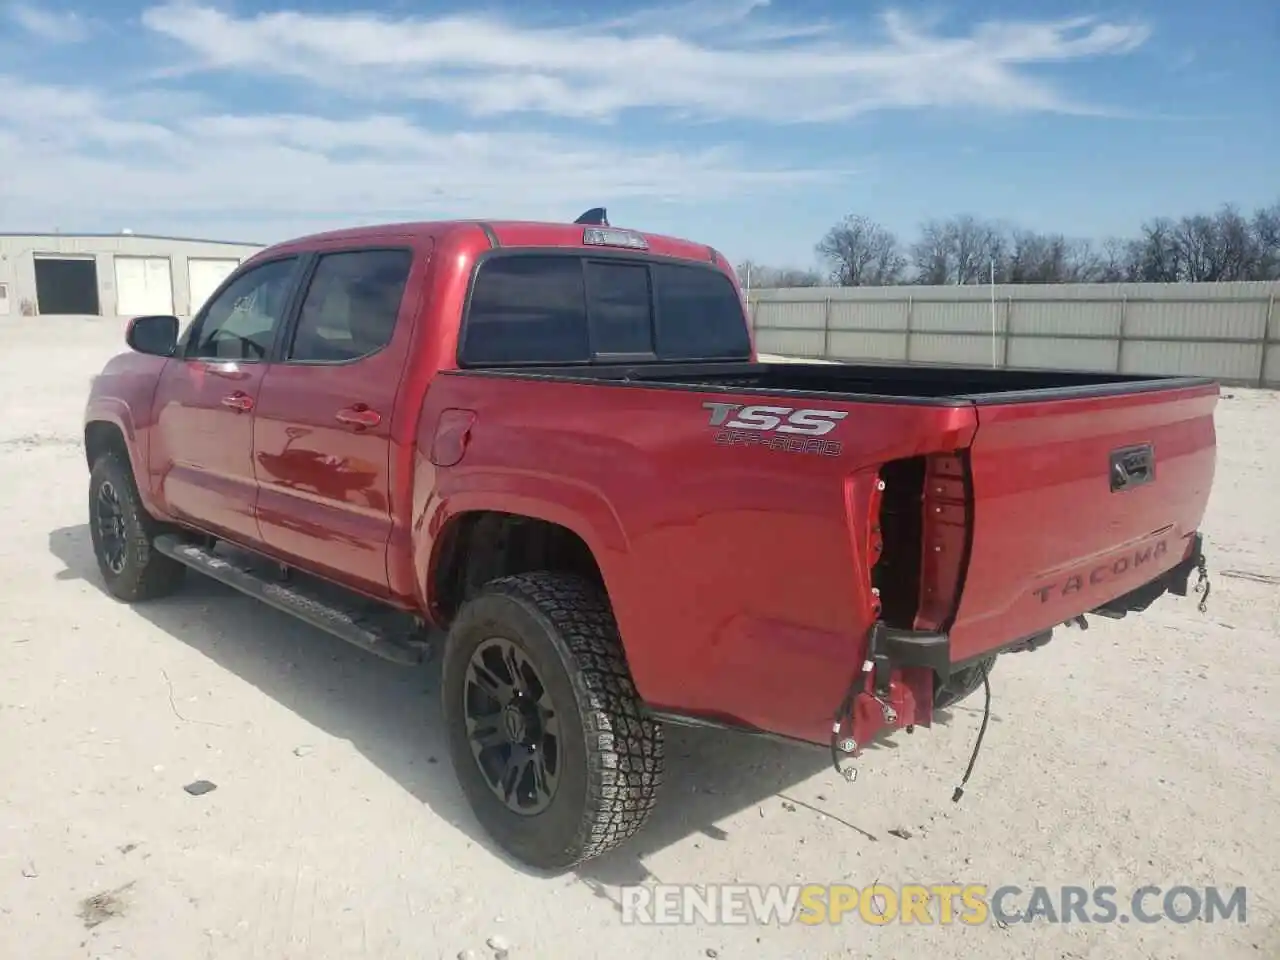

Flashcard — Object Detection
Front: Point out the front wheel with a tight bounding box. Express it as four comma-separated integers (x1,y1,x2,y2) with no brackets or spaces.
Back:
88,453,185,602
441,572,664,871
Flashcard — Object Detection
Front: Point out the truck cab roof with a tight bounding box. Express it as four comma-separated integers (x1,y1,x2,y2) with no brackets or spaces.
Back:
255,218,727,268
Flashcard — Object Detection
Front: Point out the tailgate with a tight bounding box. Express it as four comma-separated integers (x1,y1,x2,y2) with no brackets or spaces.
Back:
946,382,1217,662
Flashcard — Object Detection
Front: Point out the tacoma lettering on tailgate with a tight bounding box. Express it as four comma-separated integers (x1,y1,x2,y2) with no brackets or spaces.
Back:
1031,540,1169,603
701,401,846,457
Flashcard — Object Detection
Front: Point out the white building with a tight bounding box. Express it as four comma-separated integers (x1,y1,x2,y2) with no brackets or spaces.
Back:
0,232,266,320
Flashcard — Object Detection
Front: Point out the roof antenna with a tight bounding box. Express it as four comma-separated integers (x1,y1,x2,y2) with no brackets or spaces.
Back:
574,207,609,226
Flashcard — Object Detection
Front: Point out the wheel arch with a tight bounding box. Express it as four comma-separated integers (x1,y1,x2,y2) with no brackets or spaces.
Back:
84,413,165,519
426,509,610,626
84,419,130,470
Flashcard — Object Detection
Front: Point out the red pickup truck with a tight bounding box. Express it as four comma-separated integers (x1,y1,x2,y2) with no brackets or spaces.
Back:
83,211,1216,871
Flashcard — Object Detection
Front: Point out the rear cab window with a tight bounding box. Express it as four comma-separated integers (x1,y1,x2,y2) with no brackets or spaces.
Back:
460,253,750,366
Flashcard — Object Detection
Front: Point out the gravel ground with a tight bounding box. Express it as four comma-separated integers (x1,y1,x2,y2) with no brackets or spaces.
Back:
2,317,1277,959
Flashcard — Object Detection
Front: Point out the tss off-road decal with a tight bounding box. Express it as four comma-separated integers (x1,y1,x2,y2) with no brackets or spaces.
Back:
702,402,846,457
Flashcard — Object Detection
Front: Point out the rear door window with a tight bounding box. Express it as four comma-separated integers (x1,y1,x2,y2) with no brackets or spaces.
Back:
461,254,749,365
288,249,412,363
462,256,590,364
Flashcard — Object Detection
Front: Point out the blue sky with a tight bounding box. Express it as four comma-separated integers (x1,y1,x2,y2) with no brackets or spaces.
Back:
1,0,1276,269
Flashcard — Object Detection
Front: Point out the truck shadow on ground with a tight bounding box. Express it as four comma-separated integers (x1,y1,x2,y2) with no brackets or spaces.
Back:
49,523,975,888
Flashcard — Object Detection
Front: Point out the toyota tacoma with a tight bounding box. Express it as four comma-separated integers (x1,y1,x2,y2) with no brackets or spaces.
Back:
83,210,1216,871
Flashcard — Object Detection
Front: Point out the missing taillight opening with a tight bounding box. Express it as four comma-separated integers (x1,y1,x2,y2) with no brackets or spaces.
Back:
872,456,926,629
871,452,972,632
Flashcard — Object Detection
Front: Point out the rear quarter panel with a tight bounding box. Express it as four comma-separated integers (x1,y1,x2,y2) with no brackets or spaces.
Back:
413,372,976,743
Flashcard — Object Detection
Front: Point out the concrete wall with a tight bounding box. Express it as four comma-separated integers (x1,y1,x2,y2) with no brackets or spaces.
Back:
747,281,1280,387
0,234,266,319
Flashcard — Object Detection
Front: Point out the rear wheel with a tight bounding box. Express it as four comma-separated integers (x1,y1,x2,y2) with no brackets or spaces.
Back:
441,571,663,871
88,453,185,602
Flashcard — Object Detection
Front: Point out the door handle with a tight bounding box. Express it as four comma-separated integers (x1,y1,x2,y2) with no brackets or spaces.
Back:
221,391,254,412
335,405,382,429
1110,443,1154,492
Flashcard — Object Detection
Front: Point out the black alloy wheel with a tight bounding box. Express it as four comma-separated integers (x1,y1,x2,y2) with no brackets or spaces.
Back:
441,572,664,871
87,452,185,602
93,479,129,576
463,636,563,816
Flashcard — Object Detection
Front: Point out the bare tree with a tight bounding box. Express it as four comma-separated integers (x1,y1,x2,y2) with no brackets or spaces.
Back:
1253,203,1280,280
1174,213,1221,281
815,215,906,286
907,215,1006,284
735,260,824,289
787,196,1280,290
773,267,825,287
1005,230,1068,282
1203,205,1262,280
1063,239,1109,282
1154,206,1263,281
952,215,1003,285
1130,218,1181,282
1092,237,1139,282
910,220,953,285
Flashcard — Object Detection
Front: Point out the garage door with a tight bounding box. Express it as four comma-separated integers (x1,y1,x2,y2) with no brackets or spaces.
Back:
188,258,240,316
34,255,100,315
114,256,174,316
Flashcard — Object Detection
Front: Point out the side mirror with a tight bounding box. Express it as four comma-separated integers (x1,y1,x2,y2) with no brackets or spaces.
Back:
125,315,179,357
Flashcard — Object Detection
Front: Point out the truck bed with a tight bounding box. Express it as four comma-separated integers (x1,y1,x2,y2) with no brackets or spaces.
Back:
458,359,1213,404
427,359,1217,744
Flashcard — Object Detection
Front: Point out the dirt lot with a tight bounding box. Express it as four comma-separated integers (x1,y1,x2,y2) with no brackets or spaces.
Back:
2,316,1277,959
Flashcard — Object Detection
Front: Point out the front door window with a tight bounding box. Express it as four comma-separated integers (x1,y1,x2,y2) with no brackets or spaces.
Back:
188,258,299,362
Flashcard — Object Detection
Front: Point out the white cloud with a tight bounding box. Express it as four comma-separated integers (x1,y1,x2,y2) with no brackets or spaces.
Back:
0,77,844,235
138,2,1151,121
0,2,1154,237
600,0,831,43
5,3,91,42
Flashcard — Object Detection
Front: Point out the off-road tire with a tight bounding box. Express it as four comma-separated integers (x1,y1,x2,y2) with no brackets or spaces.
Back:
934,655,995,711
88,452,185,602
441,571,664,872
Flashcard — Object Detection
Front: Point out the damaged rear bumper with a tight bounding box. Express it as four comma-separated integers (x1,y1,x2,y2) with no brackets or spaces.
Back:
874,531,1209,676
838,532,1210,753
1091,531,1209,618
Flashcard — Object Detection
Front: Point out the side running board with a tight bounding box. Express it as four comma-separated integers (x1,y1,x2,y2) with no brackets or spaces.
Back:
152,534,434,666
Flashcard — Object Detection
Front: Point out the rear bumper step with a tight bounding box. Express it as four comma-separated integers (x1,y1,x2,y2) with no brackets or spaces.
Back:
152,534,434,666
1091,532,1207,618
868,622,952,685
876,532,1208,676
863,622,1051,686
